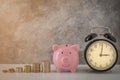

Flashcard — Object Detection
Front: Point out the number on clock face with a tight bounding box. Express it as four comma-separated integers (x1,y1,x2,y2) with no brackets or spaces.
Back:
86,40,117,71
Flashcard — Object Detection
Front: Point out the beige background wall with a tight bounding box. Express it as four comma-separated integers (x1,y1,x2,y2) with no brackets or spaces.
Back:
0,0,120,64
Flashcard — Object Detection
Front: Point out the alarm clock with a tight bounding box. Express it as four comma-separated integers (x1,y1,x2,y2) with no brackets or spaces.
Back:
84,27,118,72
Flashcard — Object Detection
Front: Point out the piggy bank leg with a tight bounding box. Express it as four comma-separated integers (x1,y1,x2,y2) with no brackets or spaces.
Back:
70,68,76,73
56,68,62,72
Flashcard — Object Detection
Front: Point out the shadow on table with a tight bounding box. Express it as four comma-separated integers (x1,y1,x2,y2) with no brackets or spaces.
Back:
51,65,120,74
77,68,120,74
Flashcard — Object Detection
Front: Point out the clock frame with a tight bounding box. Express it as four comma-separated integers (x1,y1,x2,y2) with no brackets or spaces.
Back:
84,39,118,72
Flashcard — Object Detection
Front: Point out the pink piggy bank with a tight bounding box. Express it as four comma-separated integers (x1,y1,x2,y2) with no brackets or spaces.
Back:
53,44,80,72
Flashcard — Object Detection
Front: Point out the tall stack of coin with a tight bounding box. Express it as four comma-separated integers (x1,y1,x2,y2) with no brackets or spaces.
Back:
16,67,23,73
32,63,40,72
41,60,50,73
24,65,31,73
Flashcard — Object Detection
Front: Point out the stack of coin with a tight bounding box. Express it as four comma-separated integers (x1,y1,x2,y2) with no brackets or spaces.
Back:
32,63,40,72
16,67,23,73
2,70,8,73
24,65,31,73
41,60,50,73
9,68,15,73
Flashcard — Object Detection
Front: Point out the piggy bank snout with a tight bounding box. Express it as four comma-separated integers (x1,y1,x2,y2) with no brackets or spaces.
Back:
61,57,70,64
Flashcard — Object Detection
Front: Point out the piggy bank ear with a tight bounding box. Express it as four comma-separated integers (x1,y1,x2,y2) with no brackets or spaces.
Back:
71,44,80,51
53,44,59,51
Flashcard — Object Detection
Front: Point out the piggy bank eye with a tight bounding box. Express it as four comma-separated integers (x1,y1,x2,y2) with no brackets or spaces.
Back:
69,52,72,54
61,52,63,54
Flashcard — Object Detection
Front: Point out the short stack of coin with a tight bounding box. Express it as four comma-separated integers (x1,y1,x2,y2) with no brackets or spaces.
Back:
2,70,8,73
16,67,23,73
9,68,15,73
24,65,31,73
32,63,40,73
41,60,50,73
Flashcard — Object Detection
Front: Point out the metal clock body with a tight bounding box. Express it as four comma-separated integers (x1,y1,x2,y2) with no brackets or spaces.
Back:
85,39,118,71
84,27,118,72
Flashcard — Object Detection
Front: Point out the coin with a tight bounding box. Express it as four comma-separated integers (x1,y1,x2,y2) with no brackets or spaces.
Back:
24,65,31,73
9,68,15,73
16,67,23,73
2,70,8,73
32,63,40,72
41,60,50,73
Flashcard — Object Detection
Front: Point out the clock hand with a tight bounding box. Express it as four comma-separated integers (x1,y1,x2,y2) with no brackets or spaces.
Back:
100,43,103,57
101,54,110,56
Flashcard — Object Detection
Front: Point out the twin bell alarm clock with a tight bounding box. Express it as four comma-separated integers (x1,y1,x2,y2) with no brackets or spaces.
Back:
84,27,118,72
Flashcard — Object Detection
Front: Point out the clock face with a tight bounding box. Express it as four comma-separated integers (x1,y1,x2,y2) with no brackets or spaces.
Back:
85,39,118,71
